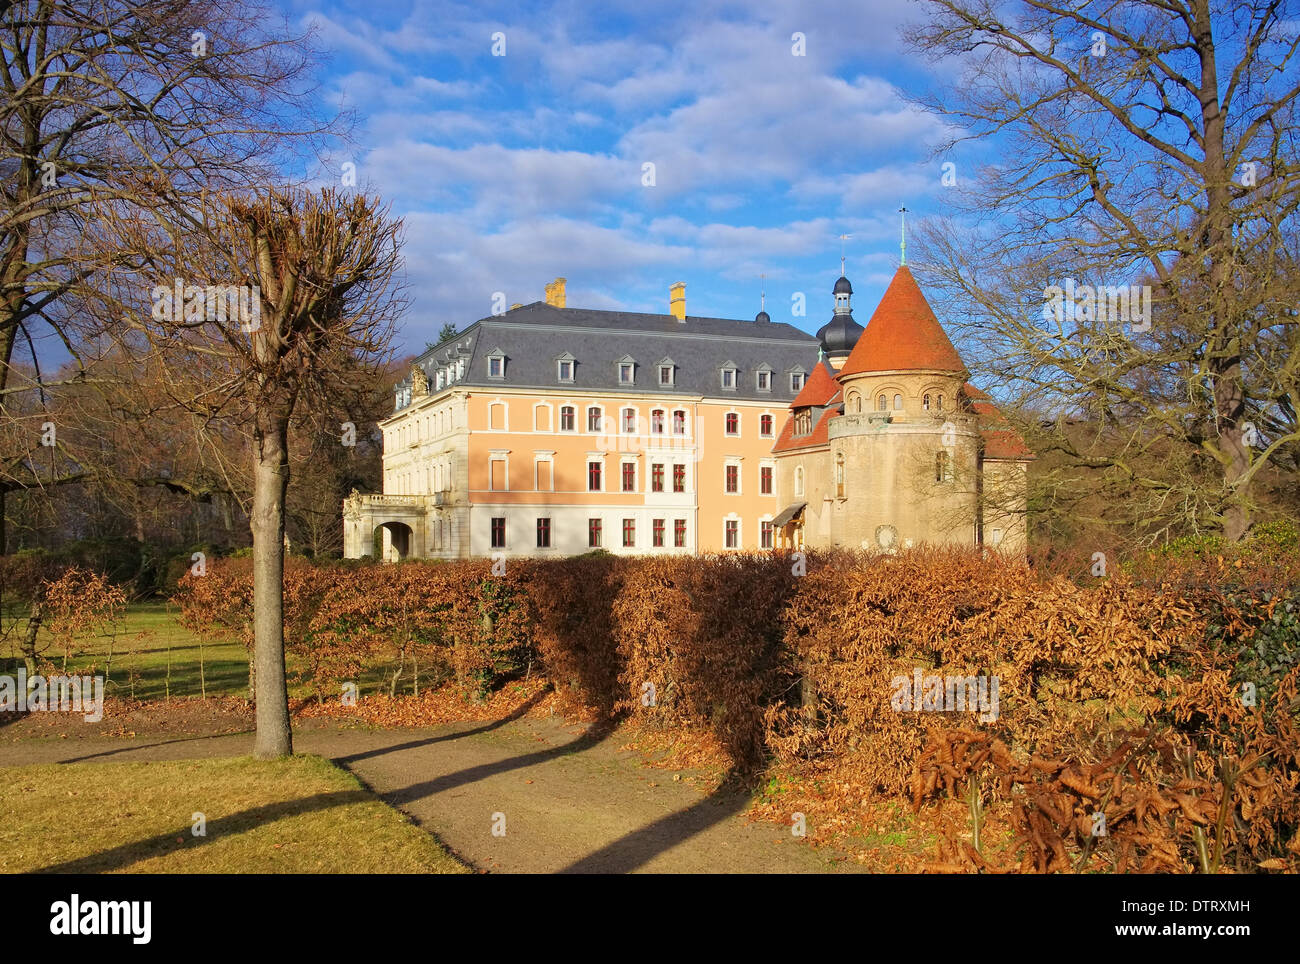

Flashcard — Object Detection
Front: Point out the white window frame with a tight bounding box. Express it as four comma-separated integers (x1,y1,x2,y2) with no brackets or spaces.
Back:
534,451,555,492
721,367,737,390
489,450,510,492
724,457,743,496
724,409,741,437
620,456,639,493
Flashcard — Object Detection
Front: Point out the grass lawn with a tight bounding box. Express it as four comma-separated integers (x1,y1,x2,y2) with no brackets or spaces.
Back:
0,755,468,874
3,601,447,704
2,601,248,701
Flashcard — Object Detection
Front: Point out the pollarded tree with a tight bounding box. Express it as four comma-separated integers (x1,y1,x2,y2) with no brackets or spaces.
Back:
115,186,405,758
906,0,1300,543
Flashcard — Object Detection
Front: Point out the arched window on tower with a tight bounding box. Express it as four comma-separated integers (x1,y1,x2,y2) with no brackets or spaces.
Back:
893,393,902,410
923,393,931,411
877,394,887,411
835,454,846,498
937,394,945,411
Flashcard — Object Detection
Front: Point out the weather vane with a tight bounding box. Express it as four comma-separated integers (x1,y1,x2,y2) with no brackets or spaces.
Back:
838,234,852,276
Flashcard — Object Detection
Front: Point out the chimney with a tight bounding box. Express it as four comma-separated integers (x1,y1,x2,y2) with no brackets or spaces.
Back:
510,303,522,310
544,277,566,308
669,281,686,322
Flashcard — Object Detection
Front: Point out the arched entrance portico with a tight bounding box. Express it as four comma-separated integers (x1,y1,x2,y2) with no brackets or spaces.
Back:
377,521,413,561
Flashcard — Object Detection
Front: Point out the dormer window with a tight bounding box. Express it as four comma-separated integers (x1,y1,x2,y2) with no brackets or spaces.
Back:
720,362,738,390
790,371,806,392
658,358,675,386
556,354,575,383
756,367,772,392
486,350,506,379
620,363,633,384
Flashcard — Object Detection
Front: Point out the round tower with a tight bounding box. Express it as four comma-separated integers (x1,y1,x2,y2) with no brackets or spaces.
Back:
829,266,980,549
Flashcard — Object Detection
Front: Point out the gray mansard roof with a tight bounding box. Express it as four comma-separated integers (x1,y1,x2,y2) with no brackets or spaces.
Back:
394,301,820,411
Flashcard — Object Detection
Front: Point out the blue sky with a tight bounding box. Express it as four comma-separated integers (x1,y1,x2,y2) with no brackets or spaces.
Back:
283,0,975,352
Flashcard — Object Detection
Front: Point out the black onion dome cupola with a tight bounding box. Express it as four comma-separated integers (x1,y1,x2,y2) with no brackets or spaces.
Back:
816,273,864,359
755,309,771,324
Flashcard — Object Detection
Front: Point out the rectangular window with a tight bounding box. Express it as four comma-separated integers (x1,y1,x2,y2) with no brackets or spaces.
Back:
790,372,805,391
761,521,774,549
588,461,602,491
721,368,735,389
725,520,738,549
561,406,575,431
622,518,635,548
491,516,506,549
619,362,634,384
490,458,506,491
622,461,636,492
674,519,687,548
587,407,602,432
673,464,686,493
537,460,552,491
725,464,738,493
757,371,770,392
725,412,739,435
489,357,503,378
652,518,665,547
622,408,637,433
760,465,773,494
651,409,665,434
588,518,602,548
659,365,673,385
558,360,573,381
536,517,551,548
651,463,664,492
760,414,773,436
672,410,687,435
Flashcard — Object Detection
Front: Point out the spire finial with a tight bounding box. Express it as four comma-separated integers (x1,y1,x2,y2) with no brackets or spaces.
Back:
760,272,766,311
899,203,909,266
838,234,851,276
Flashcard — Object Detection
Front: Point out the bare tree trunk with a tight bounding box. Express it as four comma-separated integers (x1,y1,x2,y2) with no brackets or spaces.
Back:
21,601,41,677
252,407,293,758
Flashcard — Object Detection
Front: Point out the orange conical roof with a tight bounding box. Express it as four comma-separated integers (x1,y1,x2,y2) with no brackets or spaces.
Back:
838,266,966,376
790,358,838,408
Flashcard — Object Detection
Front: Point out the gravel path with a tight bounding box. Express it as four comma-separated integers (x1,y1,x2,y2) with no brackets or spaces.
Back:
0,716,854,874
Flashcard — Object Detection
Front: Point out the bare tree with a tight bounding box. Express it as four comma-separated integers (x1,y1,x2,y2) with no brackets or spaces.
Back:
109,186,405,758
905,0,1300,544
0,0,332,551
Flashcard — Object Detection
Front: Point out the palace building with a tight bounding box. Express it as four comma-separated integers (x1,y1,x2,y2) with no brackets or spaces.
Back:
343,267,1033,561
